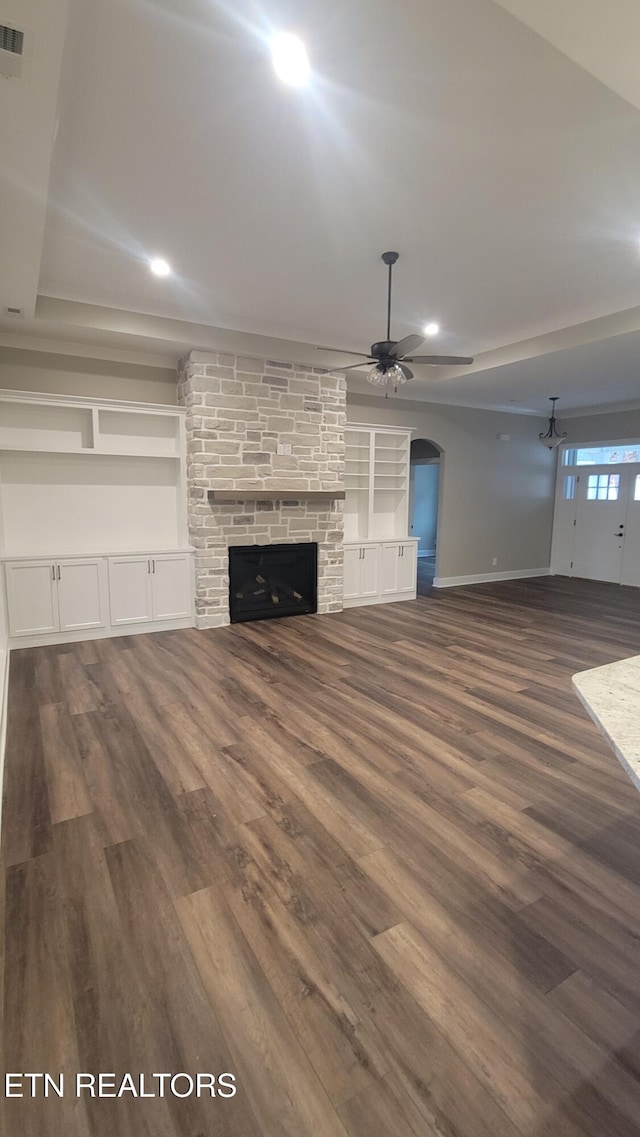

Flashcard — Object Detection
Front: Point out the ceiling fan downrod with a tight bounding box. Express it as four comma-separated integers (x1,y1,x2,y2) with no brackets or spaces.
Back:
381,251,399,342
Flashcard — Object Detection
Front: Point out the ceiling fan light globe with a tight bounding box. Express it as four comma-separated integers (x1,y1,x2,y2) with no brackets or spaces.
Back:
367,366,388,386
387,364,406,385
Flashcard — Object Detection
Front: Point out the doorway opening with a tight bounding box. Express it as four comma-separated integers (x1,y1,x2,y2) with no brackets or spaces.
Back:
410,438,442,596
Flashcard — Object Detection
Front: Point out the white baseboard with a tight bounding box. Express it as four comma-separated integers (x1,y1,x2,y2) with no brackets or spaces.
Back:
9,616,195,650
343,589,417,609
433,567,550,588
417,549,436,558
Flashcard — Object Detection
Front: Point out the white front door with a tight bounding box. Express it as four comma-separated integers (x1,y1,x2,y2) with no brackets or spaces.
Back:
622,472,640,587
572,469,631,583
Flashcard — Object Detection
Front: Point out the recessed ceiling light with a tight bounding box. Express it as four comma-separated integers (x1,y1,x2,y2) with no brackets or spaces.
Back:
149,257,171,277
423,322,440,337
270,33,310,87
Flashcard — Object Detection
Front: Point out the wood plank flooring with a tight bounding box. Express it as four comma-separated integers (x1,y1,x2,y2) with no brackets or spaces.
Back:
3,575,640,1136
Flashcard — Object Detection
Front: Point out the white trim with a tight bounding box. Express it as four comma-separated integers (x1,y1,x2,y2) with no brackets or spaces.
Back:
2,546,193,563
347,422,416,436
433,567,550,588
0,387,184,415
8,616,194,650
343,589,417,609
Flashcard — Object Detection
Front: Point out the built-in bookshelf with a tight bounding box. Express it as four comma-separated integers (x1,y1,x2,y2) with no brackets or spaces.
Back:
344,425,412,541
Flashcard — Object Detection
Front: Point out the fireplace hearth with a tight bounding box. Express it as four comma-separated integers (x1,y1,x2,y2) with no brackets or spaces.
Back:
229,543,318,623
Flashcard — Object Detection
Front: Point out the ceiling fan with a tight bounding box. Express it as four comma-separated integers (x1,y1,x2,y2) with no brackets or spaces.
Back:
317,251,473,396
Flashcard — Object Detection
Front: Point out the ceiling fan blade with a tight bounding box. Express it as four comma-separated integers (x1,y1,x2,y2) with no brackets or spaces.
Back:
398,364,414,380
318,360,375,374
394,334,425,358
403,355,474,365
314,346,372,358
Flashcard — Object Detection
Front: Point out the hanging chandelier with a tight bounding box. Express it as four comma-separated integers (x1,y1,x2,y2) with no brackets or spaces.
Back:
539,396,567,449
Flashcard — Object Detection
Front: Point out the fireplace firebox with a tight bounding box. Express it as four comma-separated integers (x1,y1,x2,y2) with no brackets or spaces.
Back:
229,542,318,623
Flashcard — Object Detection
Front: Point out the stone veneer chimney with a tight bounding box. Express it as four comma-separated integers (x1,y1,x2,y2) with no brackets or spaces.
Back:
178,350,345,628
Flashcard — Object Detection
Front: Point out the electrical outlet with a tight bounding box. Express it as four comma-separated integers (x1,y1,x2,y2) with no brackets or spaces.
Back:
277,443,292,455
492,557,498,566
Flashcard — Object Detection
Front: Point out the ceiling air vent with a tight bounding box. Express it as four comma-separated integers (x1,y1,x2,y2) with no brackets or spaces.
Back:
0,24,24,78
4,306,24,317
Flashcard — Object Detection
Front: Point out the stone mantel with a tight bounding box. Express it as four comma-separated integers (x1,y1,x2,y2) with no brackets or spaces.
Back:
207,489,345,503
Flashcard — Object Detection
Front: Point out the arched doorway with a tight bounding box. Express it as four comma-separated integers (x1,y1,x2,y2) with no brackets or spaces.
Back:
410,438,442,595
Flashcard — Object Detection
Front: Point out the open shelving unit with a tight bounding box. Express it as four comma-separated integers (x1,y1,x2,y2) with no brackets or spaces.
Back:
0,390,188,557
0,394,182,459
345,425,411,540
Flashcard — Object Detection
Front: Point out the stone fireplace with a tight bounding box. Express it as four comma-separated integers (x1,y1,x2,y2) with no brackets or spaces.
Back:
177,351,345,628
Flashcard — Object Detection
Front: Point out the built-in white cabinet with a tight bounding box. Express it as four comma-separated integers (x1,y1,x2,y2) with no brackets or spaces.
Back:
5,562,58,637
6,557,108,638
0,389,194,646
3,551,194,646
343,539,419,607
343,544,380,602
108,555,154,626
380,542,418,596
151,554,193,620
108,553,192,626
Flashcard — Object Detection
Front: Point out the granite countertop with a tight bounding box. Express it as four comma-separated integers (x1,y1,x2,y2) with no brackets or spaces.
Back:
573,655,640,793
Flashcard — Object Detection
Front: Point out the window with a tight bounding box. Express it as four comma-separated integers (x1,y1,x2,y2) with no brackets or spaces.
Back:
564,445,640,466
586,473,620,501
563,475,576,500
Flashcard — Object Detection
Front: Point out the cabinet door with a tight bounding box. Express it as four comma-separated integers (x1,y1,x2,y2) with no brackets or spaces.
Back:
397,543,418,593
151,555,192,620
5,561,58,637
108,556,153,625
57,559,108,631
380,544,400,595
360,546,380,598
343,546,362,600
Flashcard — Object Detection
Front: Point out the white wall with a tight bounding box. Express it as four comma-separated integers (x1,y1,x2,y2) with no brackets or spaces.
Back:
0,546,8,817
562,408,640,445
0,348,177,405
348,394,555,581
411,463,440,553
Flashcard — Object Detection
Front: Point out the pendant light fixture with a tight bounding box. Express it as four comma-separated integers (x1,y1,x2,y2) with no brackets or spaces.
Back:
539,396,567,449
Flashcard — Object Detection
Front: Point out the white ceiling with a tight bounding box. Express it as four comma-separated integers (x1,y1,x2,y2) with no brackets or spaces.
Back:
3,0,640,414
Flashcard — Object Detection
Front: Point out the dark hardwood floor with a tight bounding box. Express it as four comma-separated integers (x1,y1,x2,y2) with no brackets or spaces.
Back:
3,576,640,1136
